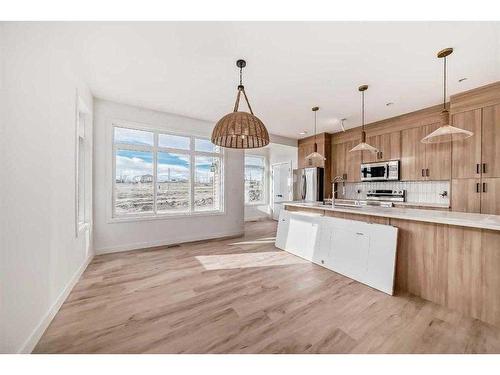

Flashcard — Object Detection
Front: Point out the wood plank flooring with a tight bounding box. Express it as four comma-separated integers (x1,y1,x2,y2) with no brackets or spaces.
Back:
34,220,500,353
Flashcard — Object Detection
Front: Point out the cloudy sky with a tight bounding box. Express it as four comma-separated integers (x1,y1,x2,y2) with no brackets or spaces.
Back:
116,150,215,183
114,127,219,183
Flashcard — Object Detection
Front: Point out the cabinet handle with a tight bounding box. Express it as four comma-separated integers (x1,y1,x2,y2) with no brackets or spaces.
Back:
426,168,429,177
483,163,487,174
421,169,425,177
476,183,480,193
483,182,486,193
477,164,480,174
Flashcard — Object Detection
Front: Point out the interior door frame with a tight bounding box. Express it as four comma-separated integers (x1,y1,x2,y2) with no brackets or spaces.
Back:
271,161,293,207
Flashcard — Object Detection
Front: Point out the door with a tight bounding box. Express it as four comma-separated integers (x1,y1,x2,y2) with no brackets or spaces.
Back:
480,178,500,215
424,123,451,180
451,179,481,213
272,162,292,220
481,104,500,178
401,126,426,181
452,109,482,179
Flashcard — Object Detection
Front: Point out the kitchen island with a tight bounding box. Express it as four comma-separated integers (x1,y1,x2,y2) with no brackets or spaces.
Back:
282,202,500,328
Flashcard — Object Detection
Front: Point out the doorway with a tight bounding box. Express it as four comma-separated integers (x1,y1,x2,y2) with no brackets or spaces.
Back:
271,161,292,220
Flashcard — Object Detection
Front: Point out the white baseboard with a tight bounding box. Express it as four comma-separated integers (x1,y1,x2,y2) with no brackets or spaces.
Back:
95,230,245,255
18,253,94,354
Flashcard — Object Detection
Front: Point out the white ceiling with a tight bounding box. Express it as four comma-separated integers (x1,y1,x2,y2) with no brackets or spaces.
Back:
76,22,500,139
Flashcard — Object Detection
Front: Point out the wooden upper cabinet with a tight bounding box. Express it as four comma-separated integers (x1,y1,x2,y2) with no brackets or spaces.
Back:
362,131,401,163
401,124,450,181
481,104,500,178
401,126,426,181
345,140,361,182
451,178,481,213
331,140,361,182
481,178,500,215
298,133,327,169
332,142,346,179
423,123,451,181
452,109,482,179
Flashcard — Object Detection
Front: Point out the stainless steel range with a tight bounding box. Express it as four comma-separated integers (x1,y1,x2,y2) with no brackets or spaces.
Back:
366,189,406,202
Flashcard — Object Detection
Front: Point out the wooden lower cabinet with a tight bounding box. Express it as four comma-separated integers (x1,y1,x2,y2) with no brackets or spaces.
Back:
391,218,500,327
481,178,500,214
452,178,500,214
451,178,481,213
287,205,500,327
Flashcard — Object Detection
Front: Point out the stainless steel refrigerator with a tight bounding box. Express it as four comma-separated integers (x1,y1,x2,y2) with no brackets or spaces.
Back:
292,167,324,202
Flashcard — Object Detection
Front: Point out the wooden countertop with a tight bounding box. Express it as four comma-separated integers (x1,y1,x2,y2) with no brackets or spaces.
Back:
284,202,500,231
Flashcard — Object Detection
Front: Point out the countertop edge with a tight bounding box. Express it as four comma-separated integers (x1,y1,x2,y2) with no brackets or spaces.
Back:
283,203,500,231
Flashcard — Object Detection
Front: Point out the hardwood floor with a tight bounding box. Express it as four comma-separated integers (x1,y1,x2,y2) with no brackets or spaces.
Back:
34,220,500,354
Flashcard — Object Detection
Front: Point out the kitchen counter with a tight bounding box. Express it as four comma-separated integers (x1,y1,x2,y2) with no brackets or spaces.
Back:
284,202,500,231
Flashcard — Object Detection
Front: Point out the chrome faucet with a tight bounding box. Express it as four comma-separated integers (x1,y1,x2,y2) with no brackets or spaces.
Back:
332,175,345,207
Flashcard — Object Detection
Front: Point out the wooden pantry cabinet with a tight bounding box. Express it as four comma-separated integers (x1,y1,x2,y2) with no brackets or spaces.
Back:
400,123,451,181
451,104,500,214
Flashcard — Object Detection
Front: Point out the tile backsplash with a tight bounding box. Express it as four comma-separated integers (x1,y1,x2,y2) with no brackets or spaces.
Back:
337,180,450,206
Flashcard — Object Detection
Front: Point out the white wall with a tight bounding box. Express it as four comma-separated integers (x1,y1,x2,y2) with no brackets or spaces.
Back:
93,98,244,254
0,23,94,353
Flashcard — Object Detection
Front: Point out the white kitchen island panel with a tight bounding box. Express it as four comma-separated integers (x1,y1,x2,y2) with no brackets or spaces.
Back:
275,210,398,295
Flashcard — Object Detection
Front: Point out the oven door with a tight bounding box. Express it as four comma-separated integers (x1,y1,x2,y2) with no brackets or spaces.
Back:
361,163,389,181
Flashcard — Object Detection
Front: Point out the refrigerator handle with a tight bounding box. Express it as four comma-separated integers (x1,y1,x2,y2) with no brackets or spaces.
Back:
302,174,307,200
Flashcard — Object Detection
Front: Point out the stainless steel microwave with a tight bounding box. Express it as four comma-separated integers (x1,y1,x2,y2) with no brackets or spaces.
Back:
360,160,400,181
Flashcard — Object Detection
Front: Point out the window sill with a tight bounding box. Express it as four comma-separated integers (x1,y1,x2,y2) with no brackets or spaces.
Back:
108,210,226,224
245,202,268,207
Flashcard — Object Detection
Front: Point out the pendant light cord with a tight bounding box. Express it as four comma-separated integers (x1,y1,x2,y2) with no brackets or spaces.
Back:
233,64,254,115
362,90,365,131
443,56,447,110
314,110,317,144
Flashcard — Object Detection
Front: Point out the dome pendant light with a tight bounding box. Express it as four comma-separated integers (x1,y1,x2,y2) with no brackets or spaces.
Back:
349,85,378,153
421,48,473,144
211,59,270,149
305,106,326,162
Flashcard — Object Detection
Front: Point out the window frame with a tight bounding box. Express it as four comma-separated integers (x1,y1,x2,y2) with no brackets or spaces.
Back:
75,95,90,237
244,154,267,206
109,120,224,222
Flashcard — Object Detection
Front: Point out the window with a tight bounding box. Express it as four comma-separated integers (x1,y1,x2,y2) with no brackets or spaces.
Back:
112,124,223,219
245,155,266,204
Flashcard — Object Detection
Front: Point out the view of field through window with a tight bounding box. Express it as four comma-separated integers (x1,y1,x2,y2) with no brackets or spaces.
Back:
244,155,265,204
113,126,222,216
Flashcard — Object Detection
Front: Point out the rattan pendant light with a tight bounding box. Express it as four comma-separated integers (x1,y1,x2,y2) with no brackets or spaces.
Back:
305,106,326,162
421,48,473,144
349,85,378,153
211,59,269,149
